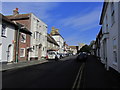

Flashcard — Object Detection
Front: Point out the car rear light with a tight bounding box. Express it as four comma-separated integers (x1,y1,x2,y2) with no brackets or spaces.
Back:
46,55,48,59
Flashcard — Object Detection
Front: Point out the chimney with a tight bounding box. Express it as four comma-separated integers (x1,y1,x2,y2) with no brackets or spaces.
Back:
13,8,19,16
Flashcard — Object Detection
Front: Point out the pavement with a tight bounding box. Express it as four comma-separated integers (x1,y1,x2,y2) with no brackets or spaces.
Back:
83,55,120,88
0,59,48,72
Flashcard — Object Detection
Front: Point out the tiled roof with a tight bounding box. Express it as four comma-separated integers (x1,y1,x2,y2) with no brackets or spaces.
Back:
69,46,77,49
1,13,32,35
6,14,30,20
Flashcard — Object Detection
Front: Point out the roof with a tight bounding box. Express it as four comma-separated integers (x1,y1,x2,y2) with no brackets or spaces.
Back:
51,34,64,39
0,13,17,26
6,13,30,20
99,2,109,25
47,33,59,46
69,46,78,49
1,13,32,35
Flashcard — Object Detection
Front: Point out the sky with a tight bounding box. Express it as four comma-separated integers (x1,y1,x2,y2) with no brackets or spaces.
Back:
2,2,103,46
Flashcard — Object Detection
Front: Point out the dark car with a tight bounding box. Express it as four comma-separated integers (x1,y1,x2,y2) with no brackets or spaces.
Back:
76,52,87,62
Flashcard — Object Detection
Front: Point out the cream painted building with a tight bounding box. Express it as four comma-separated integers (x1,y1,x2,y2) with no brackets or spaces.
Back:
69,46,78,55
50,27,64,53
31,14,47,59
47,33,59,52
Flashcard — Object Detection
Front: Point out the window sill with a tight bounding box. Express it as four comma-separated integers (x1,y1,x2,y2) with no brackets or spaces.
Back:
20,56,25,58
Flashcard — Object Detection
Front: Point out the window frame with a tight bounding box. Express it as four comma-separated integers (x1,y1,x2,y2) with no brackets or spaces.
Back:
20,48,25,57
112,38,117,64
21,33,26,43
1,23,7,37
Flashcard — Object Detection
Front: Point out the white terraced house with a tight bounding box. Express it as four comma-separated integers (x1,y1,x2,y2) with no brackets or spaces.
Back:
98,1,120,73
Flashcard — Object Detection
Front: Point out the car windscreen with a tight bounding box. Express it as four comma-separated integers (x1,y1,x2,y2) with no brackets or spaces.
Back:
48,52,55,55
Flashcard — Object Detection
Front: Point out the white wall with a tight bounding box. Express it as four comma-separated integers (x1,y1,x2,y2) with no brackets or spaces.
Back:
52,35,64,53
1,23,15,62
100,2,119,72
0,24,2,61
30,13,47,59
118,1,120,73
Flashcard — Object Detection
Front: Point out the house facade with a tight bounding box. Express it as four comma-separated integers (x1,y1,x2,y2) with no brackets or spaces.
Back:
14,23,32,62
6,8,47,60
47,33,59,52
90,41,96,56
64,42,70,54
95,28,102,58
98,1,120,72
50,27,64,53
69,46,78,55
0,14,17,63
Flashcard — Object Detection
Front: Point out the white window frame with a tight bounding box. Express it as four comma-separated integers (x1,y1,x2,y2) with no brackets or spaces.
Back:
21,33,26,43
20,48,25,57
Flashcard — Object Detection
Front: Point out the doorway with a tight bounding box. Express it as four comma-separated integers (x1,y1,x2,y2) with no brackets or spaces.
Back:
7,44,13,62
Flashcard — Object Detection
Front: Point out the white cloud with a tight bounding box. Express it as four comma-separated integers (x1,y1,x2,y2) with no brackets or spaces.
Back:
58,7,102,31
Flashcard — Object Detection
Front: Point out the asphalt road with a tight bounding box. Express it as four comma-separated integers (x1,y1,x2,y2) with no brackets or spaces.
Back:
2,56,84,88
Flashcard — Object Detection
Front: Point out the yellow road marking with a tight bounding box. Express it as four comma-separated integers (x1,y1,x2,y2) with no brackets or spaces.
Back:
77,63,85,89
72,63,85,89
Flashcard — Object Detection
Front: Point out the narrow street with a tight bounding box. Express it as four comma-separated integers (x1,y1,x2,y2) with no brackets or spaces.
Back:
2,56,84,88
2,55,120,88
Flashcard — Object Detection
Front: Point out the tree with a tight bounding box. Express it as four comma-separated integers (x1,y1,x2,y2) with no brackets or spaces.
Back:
78,45,91,53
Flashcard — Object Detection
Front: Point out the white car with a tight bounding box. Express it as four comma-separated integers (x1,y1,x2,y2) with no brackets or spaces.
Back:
46,51,60,60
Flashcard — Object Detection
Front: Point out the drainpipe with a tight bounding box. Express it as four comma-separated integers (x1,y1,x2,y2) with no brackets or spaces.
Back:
15,25,20,63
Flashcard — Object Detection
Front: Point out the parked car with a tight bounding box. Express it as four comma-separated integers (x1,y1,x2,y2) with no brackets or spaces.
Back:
76,52,88,62
46,51,60,61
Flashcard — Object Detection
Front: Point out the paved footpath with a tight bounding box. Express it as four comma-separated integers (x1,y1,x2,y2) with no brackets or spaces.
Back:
0,59,48,72
83,55,120,88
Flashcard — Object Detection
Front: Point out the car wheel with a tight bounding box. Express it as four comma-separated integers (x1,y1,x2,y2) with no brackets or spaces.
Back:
55,57,59,61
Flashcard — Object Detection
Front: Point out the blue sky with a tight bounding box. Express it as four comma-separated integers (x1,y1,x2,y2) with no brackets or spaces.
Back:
2,2,103,46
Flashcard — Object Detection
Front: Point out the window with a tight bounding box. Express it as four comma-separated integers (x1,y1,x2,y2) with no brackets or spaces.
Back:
111,11,115,26
21,33,26,43
111,2,114,13
113,38,117,50
20,48,25,57
106,14,108,32
1,24,7,37
106,24,108,32
111,2,115,26
113,38,117,63
113,51,117,63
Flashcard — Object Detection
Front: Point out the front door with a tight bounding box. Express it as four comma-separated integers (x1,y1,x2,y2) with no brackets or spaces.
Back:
7,44,13,62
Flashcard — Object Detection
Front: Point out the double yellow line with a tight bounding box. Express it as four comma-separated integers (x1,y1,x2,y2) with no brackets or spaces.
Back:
72,63,85,89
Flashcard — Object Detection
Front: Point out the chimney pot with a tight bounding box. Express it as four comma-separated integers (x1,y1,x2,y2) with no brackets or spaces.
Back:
13,8,19,15
16,8,18,11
